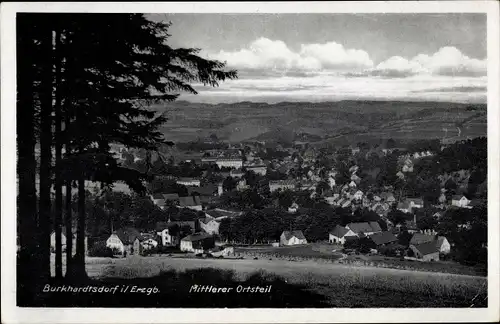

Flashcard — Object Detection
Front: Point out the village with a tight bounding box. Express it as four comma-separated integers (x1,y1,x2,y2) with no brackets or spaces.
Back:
50,137,487,272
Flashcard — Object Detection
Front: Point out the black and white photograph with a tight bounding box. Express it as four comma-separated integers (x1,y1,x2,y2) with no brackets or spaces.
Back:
1,1,499,323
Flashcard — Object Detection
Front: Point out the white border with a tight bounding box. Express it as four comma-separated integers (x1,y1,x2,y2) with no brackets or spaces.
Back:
1,2,499,323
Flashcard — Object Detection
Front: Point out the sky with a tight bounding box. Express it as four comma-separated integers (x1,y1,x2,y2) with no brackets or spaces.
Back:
148,13,487,103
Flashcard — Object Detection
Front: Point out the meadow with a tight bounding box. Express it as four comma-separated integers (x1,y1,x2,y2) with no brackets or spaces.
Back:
40,254,488,308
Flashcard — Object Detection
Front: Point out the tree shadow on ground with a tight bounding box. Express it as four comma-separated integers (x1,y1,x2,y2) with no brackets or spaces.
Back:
20,268,330,308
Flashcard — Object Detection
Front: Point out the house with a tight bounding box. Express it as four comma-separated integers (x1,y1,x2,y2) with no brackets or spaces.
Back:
288,202,299,213
236,178,250,191
188,185,217,197
269,180,296,192
328,225,356,245
409,242,440,261
280,230,308,246
352,190,364,200
230,170,245,178
179,196,202,211
396,171,405,179
215,158,243,169
349,180,357,188
325,194,340,205
397,201,411,213
162,193,180,205
245,164,267,176
342,199,352,208
180,233,215,254
140,234,158,251
346,222,382,237
150,193,166,205
368,231,398,248
156,222,179,246
410,232,450,254
373,195,381,202
198,218,220,235
106,227,143,257
451,195,471,208
205,208,243,221
176,178,201,187
351,174,361,184
380,192,396,204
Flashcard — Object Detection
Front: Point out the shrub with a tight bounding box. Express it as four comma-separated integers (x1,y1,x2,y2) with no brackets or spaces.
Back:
89,242,115,257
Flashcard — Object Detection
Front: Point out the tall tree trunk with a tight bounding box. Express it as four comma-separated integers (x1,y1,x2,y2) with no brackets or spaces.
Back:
63,31,74,275
71,176,88,279
38,23,54,280
16,14,39,305
54,27,63,279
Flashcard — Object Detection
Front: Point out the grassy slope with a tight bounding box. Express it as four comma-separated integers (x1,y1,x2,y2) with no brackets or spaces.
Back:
38,255,487,308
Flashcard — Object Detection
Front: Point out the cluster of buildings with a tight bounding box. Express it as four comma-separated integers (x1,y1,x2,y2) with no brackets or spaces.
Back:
327,222,450,261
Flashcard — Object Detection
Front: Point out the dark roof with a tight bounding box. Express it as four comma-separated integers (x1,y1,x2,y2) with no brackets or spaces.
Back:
368,221,382,232
188,185,216,196
329,225,349,238
452,195,467,200
410,233,436,245
114,227,143,245
179,196,202,207
151,193,165,200
281,230,306,240
369,231,398,246
162,193,180,201
405,197,424,205
181,233,213,242
412,242,440,256
347,222,381,234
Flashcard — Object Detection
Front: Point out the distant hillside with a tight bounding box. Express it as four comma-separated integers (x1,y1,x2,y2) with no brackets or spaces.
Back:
148,100,487,145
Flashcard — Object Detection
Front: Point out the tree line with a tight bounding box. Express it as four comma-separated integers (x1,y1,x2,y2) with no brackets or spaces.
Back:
16,13,236,303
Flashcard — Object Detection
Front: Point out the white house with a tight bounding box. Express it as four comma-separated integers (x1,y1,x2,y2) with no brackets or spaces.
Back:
180,233,215,254
328,176,336,189
345,222,382,237
269,180,296,192
199,218,220,235
176,178,201,187
348,181,357,188
325,194,340,205
106,227,143,257
328,225,356,245
141,237,158,251
451,195,471,208
280,230,308,246
156,222,179,246
215,158,243,169
288,202,299,213
245,164,267,176
352,190,364,200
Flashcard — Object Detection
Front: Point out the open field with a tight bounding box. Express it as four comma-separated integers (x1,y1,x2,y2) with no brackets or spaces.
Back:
43,255,487,307
151,100,486,144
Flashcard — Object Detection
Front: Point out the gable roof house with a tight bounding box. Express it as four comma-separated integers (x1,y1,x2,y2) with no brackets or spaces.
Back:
179,196,202,211
280,230,308,246
106,227,143,257
451,195,471,208
198,217,221,235
180,233,215,254
162,193,180,205
346,222,382,237
368,231,398,248
329,225,356,245
410,232,450,254
409,242,440,261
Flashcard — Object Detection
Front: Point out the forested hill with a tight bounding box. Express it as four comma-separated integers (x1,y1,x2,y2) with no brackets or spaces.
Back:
149,100,487,145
